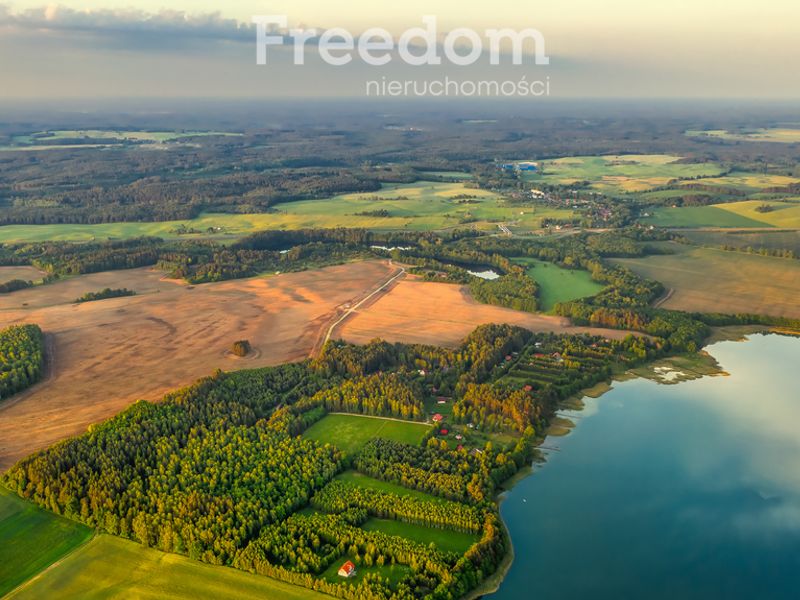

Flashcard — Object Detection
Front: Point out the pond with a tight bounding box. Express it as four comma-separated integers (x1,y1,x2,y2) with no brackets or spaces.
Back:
493,334,800,600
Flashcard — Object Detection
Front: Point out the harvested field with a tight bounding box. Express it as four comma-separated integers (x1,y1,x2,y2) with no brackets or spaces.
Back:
612,246,800,319
0,266,46,284
0,261,396,470
337,278,637,348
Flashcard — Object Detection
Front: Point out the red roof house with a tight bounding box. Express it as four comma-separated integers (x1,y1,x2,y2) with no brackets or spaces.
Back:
432,413,444,423
338,561,356,578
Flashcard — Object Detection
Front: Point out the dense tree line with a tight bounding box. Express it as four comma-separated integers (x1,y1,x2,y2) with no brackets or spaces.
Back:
75,287,136,303
0,279,34,294
0,324,45,401
311,480,483,534
305,373,424,420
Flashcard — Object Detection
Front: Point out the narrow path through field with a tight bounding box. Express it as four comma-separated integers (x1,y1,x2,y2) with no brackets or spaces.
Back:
318,262,406,350
652,287,674,308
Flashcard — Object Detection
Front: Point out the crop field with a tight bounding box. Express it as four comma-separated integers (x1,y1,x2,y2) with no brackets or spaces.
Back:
676,172,800,193
338,278,640,348
514,258,604,310
0,266,46,284
612,245,800,319
640,206,773,228
7,534,325,600
0,487,92,597
521,154,725,194
0,261,396,470
642,200,800,228
680,230,800,254
0,182,574,244
361,518,478,554
302,414,430,455
686,128,800,143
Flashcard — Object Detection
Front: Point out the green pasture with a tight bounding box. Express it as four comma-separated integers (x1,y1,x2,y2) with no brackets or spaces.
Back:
6,534,325,600
302,414,430,456
514,257,604,310
361,518,478,554
0,486,92,597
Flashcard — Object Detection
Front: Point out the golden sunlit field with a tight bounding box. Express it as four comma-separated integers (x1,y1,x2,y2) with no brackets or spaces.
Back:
337,277,635,348
0,261,396,469
612,245,800,319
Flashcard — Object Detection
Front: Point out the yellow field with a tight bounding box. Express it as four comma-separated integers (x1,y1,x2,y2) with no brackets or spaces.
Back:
0,261,396,469
8,535,326,600
613,245,800,319
337,277,640,348
714,200,800,228
679,173,800,192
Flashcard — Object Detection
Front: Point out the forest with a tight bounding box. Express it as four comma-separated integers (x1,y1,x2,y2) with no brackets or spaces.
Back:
0,324,45,401
3,320,674,598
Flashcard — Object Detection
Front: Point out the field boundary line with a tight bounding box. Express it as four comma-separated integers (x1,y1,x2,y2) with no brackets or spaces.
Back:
326,412,432,426
4,532,96,599
321,262,406,347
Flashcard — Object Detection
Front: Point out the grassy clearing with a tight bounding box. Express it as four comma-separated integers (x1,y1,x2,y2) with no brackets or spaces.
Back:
336,471,449,504
320,556,410,587
7,534,326,600
302,414,430,455
0,182,574,243
687,128,800,143
514,257,604,310
612,245,800,318
361,518,478,554
522,154,725,194
0,486,92,597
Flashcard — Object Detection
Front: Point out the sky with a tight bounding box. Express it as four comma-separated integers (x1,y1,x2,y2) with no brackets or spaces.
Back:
1,1,798,100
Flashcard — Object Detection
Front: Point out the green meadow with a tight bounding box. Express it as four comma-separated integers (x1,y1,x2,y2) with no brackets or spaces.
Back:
514,257,604,310
521,154,725,194
320,556,411,587
361,518,478,554
0,182,574,243
0,486,92,597
7,534,326,600
302,414,430,456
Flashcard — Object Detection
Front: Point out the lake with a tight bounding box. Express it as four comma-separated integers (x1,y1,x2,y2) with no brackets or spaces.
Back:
493,334,800,600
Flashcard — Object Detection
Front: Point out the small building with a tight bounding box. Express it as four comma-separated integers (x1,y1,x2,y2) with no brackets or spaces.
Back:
440,429,449,436
455,434,463,441
338,561,356,578
432,413,444,423
523,385,533,392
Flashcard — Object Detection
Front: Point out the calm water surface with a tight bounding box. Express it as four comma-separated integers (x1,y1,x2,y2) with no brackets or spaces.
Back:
493,334,800,600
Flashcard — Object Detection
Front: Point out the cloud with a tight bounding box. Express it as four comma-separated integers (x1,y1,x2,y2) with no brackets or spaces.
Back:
0,3,257,44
